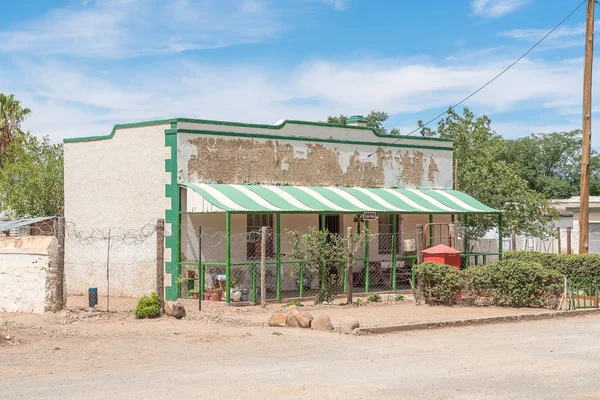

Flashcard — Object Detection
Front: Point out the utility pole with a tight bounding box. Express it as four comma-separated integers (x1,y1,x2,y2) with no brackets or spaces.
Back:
580,0,595,254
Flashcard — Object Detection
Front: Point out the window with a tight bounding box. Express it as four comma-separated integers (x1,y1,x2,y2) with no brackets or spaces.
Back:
247,214,274,259
378,214,393,254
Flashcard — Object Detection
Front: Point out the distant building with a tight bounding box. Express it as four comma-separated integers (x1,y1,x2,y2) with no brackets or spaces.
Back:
0,216,56,237
549,197,600,253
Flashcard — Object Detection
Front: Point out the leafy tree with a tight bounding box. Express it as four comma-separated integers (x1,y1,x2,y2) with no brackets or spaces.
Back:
326,110,399,135
0,131,64,218
419,107,558,240
0,93,31,160
500,130,600,199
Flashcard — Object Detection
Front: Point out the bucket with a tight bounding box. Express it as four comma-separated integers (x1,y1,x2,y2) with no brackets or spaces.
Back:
210,289,223,302
88,288,98,308
240,289,249,302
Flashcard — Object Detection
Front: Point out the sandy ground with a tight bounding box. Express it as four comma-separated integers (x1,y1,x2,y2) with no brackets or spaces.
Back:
2,309,600,399
178,295,555,328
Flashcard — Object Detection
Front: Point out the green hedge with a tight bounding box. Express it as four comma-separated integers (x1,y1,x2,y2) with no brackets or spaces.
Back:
465,260,563,308
505,251,600,277
413,262,462,305
414,260,563,308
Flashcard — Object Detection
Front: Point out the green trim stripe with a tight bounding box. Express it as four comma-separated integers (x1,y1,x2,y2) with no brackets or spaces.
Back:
181,182,500,214
63,117,453,146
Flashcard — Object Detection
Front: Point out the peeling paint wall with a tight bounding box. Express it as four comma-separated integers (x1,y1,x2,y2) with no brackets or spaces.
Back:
178,126,453,188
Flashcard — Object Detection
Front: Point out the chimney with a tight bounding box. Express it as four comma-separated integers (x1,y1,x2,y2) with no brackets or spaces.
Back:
346,115,368,127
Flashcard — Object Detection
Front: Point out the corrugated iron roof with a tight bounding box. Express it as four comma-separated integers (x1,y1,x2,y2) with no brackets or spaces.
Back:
0,216,55,232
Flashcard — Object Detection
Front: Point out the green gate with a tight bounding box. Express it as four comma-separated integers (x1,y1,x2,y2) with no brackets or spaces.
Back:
568,277,600,309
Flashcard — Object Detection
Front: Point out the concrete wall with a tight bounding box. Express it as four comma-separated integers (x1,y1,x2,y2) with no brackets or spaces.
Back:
177,121,453,189
0,236,61,313
63,124,171,296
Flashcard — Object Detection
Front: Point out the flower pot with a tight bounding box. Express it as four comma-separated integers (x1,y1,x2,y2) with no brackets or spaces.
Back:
193,292,199,299
210,289,223,302
204,294,211,301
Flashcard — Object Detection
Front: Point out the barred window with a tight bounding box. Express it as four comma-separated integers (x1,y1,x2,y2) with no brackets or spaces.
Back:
247,214,274,259
378,214,393,254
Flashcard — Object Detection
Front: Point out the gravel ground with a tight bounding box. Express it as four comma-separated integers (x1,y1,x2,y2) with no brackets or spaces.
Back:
2,310,599,399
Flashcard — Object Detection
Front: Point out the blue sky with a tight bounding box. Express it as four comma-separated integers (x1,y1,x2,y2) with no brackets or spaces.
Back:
0,0,596,144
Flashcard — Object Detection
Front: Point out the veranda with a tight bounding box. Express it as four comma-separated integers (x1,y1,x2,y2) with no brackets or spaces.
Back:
177,183,503,303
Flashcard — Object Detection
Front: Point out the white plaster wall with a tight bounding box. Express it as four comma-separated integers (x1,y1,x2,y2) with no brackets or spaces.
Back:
64,124,171,295
0,237,58,313
177,131,453,189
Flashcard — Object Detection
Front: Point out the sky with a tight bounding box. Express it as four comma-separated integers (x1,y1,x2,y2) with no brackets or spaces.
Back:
0,0,597,144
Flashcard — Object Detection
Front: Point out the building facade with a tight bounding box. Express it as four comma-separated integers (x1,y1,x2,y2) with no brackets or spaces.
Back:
64,117,499,302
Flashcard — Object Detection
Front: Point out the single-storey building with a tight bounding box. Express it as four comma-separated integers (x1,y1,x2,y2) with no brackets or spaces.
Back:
63,116,501,302
550,196,600,253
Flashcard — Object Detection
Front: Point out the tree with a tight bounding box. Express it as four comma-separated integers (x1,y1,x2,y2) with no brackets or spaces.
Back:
0,131,64,218
0,93,31,160
500,130,600,199
326,110,399,135
419,107,558,240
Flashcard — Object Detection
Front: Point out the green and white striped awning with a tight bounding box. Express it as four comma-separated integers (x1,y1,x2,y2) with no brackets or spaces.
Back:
181,182,499,214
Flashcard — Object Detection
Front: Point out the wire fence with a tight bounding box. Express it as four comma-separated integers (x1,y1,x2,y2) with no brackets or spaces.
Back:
4,216,573,311
63,219,167,312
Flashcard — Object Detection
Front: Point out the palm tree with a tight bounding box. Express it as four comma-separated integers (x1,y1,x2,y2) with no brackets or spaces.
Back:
0,93,31,160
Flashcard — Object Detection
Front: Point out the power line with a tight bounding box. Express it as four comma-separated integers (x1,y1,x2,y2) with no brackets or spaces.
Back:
369,0,587,157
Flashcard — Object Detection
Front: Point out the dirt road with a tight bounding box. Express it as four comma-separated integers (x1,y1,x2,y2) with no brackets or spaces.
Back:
2,312,599,399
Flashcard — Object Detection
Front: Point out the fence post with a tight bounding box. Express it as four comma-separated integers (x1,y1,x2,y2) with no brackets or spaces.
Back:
156,219,165,314
364,220,370,293
416,224,424,264
557,227,562,254
567,226,572,254
392,215,397,291
346,226,354,305
55,217,65,311
260,226,267,308
198,225,202,311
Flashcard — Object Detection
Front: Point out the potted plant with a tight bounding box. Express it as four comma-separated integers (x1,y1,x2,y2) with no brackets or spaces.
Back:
210,288,223,302
188,289,199,299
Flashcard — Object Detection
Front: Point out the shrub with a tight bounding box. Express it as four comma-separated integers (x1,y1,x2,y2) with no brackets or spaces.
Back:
505,251,600,277
413,262,462,305
395,294,405,301
135,292,160,319
464,260,563,308
286,301,303,307
367,293,381,302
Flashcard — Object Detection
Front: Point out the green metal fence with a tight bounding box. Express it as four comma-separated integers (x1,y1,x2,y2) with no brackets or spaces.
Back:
568,277,600,309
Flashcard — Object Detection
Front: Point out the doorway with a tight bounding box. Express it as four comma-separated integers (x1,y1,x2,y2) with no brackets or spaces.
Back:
320,215,341,234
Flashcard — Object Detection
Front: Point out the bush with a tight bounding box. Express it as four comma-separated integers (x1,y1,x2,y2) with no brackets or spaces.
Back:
135,292,160,319
413,262,462,305
464,260,563,308
367,293,381,302
505,251,600,277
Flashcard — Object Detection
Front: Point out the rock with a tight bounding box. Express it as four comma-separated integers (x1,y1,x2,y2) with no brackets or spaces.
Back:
311,313,333,331
339,317,360,334
286,313,300,327
286,305,300,316
165,301,186,319
296,312,313,329
0,332,5,342
268,313,287,327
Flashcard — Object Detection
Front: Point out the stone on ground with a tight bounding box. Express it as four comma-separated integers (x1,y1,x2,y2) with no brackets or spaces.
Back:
165,301,186,319
311,313,333,331
268,313,287,327
296,312,313,329
286,313,300,327
286,305,300,316
339,317,360,334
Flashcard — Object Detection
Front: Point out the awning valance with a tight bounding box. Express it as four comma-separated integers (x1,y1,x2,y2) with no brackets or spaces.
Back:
180,182,500,214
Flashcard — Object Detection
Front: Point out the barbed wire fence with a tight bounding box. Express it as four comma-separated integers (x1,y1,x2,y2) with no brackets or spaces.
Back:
61,218,168,312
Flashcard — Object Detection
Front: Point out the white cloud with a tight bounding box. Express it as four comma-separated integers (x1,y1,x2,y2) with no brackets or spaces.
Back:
498,20,593,51
0,0,282,58
321,0,347,11
2,53,596,144
471,0,531,18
